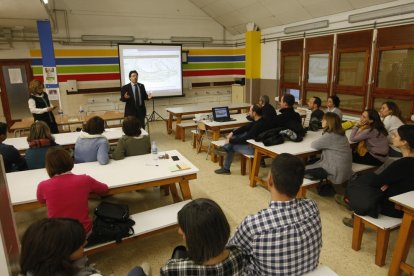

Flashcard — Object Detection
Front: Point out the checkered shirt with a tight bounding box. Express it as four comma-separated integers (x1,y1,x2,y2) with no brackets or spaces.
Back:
160,245,245,276
228,198,322,275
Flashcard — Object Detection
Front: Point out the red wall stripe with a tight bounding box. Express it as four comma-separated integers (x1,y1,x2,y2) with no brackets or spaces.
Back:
183,69,245,77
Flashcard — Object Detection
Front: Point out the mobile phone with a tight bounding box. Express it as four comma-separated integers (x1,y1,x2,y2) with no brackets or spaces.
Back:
171,156,179,161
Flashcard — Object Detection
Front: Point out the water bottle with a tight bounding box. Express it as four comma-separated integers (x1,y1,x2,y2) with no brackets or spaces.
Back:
151,141,158,160
79,105,85,121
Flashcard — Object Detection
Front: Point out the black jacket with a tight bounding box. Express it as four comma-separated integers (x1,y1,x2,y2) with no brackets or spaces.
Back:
120,82,148,117
272,107,302,129
230,118,270,144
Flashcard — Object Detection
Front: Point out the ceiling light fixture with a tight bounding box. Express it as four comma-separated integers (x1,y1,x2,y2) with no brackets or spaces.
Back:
348,3,414,23
170,36,213,43
284,20,329,34
81,35,135,42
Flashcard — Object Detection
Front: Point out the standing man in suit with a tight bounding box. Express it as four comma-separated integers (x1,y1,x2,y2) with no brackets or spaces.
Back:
120,70,152,129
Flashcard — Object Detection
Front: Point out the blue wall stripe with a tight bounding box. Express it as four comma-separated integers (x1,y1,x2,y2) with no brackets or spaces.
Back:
31,57,119,66
188,56,245,62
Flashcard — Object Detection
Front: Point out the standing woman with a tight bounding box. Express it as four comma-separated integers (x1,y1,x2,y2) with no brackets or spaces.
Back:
325,95,343,121
350,109,389,166
379,101,404,157
306,112,352,186
28,79,58,133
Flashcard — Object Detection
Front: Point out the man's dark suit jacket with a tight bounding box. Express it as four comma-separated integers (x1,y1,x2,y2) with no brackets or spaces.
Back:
120,82,148,126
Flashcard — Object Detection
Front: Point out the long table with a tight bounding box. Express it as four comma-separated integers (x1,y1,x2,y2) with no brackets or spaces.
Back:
4,127,148,153
10,111,125,137
7,150,198,212
166,103,251,135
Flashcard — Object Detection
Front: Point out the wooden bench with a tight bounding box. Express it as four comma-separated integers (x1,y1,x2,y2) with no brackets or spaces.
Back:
85,200,190,255
176,121,197,141
303,265,338,275
298,163,378,198
352,214,401,266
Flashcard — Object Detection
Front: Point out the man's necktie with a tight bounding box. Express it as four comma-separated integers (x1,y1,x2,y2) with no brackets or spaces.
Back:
136,84,142,106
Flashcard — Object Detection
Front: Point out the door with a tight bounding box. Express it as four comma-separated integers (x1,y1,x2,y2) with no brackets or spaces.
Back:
0,60,33,129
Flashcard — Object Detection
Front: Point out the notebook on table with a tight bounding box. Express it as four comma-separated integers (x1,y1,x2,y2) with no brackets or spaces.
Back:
212,106,236,122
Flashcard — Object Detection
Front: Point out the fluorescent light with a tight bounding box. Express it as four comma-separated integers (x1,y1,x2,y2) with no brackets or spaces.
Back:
170,36,213,43
42,0,48,4
284,20,329,34
349,3,414,23
81,35,134,42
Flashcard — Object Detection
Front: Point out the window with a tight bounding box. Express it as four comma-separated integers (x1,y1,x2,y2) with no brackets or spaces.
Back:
338,52,367,86
283,55,301,83
336,93,365,112
377,49,414,90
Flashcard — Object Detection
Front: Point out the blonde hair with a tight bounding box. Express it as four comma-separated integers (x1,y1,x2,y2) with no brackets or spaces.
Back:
28,79,43,94
323,112,345,135
27,121,54,143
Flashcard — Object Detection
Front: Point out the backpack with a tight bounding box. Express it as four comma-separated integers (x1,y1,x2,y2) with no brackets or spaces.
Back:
87,202,135,247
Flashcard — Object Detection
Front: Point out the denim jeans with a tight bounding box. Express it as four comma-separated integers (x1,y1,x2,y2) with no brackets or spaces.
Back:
223,143,254,171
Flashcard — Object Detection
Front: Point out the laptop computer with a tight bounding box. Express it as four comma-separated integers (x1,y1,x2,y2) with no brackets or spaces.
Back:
212,106,236,122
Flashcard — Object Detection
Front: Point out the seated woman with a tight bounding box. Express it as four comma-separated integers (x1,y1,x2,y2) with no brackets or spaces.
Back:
160,198,244,275
112,116,151,160
20,218,102,276
37,147,109,234
325,95,343,121
350,109,388,166
379,101,404,157
75,116,109,165
25,121,59,170
306,112,352,189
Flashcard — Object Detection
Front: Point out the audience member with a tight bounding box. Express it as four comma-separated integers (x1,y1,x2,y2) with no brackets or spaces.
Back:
160,198,245,275
325,95,343,121
37,147,108,234
308,96,324,121
379,101,404,157
248,95,277,122
25,121,58,170
228,153,322,275
306,112,352,187
215,105,270,174
28,79,58,134
20,218,102,276
75,116,109,165
350,109,388,166
272,94,302,129
112,116,151,160
0,122,27,172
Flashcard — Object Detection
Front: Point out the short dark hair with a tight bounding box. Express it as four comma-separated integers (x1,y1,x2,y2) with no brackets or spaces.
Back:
313,97,322,108
397,124,414,149
84,116,105,135
178,198,230,264
0,122,7,136
129,70,138,78
122,116,142,137
283,94,295,107
252,104,263,116
20,218,85,276
260,95,270,105
329,95,340,108
270,153,305,197
45,147,74,177
27,121,54,143
382,101,404,122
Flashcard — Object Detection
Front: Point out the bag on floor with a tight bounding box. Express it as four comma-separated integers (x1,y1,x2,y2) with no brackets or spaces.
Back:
87,201,135,246
304,167,328,181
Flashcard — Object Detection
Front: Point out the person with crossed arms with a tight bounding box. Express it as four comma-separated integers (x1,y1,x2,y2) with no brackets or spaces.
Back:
120,70,152,129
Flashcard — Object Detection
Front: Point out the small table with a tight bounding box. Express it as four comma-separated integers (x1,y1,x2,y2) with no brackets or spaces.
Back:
201,113,250,141
166,103,251,136
388,191,414,276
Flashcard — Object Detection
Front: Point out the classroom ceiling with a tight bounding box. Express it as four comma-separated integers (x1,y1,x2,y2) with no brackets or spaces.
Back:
0,0,399,36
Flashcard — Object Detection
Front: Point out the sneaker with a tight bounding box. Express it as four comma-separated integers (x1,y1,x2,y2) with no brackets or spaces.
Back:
214,168,231,175
334,194,351,211
342,217,354,228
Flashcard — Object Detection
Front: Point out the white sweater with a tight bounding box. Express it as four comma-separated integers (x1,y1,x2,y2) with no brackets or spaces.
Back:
382,115,404,151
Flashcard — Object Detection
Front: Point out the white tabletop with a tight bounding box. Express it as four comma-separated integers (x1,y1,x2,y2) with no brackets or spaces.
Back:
389,191,414,210
166,103,251,114
202,113,250,127
7,149,198,206
4,128,148,151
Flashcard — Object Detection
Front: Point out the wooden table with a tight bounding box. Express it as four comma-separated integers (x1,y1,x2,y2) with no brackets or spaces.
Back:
10,111,125,137
7,150,198,212
201,113,250,141
388,191,414,276
4,127,147,153
165,103,251,136
247,130,323,188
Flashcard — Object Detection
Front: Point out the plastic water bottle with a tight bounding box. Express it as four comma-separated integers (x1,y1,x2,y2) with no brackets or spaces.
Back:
151,141,158,160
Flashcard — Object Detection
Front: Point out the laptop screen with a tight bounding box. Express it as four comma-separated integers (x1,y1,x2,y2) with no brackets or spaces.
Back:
212,106,230,120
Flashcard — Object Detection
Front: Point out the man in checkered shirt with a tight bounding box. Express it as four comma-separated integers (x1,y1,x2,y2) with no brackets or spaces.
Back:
228,153,322,275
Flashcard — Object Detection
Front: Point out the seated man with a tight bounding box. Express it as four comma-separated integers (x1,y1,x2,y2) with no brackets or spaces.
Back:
0,122,27,172
247,95,277,122
215,105,269,175
308,96,324,121
272,93,302,129
228,153,322,275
